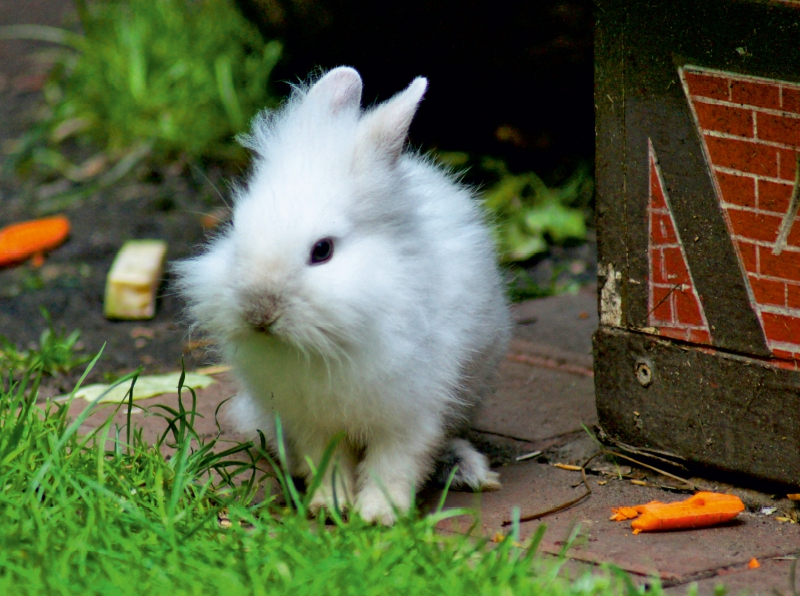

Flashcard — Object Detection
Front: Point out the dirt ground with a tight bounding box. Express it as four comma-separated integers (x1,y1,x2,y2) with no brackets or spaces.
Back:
0,0,596,399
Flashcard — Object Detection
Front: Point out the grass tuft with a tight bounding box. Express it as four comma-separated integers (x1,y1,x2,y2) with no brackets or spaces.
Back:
3,0,282,198
0,355,665,595
0,307,91,377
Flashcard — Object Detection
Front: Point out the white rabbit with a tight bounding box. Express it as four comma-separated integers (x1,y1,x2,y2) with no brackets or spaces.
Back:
175,67,510,524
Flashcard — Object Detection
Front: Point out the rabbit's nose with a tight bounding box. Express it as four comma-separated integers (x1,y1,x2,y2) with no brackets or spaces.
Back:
245,309,280,333
242,296,282,333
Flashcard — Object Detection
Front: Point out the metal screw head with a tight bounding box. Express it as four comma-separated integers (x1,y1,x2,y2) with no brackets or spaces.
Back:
635,361,653,387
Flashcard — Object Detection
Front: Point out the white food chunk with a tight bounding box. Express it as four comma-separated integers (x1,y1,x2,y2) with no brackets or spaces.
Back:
104,240,168,320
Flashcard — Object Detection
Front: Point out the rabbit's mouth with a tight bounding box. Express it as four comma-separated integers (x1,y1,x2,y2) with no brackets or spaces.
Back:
240,291,285,335
243,306,281,335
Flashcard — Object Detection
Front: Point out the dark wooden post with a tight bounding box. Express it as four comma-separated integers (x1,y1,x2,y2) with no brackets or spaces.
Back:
594,0,800,486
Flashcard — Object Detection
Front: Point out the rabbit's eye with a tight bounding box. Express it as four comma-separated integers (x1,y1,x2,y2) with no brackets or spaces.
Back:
309,238,334,264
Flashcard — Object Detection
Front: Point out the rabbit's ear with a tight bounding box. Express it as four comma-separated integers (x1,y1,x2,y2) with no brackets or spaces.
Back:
307,67,363,115
357,77,427,164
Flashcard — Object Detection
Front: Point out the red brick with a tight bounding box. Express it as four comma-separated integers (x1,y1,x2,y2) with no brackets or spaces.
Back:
716,171,756,207
650,212,678,245
674,289,705,326
772,358,798,371
694,102,754,137
651,248,669,284
684,71,729,101
787,283,800,309
727,208,782,243
784,87,800,114
731,79,781,110
704,136,778,177
758,112,800,148
650,284,675,321
649,286,673,324
650,162,666,208
758,179,793,214
762,311,800,345
662,246,691,285
688,328,712,344
748,275,786,307
778,148,799,181
759,245,800,282
786,223,800,248
772,348,795,361
658,326,690,341
734,240,758,273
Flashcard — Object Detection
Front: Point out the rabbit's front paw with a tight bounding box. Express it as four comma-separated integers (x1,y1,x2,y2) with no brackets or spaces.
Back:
307,469,355,516
308,486,347,516
355,486,397,526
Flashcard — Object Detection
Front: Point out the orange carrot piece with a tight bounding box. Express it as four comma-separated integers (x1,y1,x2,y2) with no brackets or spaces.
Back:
611,492,745,533
0,216,70,267
610,501,663,521
610,506,640,521
748,558,760,569
629,492,744,533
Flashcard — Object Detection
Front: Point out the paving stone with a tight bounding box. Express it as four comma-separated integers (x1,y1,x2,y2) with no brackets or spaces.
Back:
473,357,597,444
436,460,800,583
468,430,539,467
664,557,799,596
511,286,598,356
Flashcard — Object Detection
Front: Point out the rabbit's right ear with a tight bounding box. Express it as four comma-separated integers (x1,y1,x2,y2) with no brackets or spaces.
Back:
355,77,427,166
306,67,363,115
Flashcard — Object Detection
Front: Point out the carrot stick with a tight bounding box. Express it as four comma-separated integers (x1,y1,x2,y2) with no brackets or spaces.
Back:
610,492,744,534
0,216,71,267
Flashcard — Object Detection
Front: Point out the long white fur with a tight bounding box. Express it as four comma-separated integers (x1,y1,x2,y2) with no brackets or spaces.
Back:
174,67,510,524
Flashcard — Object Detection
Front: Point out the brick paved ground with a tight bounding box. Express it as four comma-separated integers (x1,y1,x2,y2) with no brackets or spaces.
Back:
68,286,800,595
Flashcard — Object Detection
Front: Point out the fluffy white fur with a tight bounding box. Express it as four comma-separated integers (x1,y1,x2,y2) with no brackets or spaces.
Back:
174,67,510,524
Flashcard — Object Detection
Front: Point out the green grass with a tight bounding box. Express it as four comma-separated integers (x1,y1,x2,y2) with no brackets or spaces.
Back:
2,0,281,205
0,354,665,595
0,308,90,378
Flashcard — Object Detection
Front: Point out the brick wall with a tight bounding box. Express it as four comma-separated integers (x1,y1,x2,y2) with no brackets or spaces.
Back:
682,66,800,366
647,144,713,344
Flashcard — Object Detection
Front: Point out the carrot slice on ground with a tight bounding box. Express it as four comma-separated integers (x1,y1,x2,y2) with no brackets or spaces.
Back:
0,215,71,267
609,506,640,521
610,492,744,534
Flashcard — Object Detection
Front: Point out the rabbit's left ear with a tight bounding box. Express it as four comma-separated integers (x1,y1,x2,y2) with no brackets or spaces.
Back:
357,77,427,165
307,66,363,115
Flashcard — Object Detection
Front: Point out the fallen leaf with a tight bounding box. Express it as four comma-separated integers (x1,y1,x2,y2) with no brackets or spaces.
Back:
58,372,215,403
515,450,542,462
196,364,232,376
553,463,582,471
